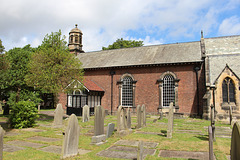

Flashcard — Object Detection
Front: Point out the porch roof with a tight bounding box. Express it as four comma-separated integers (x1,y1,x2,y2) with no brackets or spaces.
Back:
83,79,104,92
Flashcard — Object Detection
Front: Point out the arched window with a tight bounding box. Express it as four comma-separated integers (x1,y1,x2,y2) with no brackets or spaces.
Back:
75,35,78,43
69,35,73,43
222,77,235,103
163,74,175,107
122,76,133,107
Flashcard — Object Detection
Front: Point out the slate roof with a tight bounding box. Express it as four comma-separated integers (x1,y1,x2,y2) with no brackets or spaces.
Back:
205,35,240,85
77,41,202,69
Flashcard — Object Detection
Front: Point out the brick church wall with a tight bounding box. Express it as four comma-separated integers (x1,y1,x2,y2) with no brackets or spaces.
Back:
82,63,204,115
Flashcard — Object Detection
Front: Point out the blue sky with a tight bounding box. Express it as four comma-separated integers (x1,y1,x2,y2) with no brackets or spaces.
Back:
0,0,240,52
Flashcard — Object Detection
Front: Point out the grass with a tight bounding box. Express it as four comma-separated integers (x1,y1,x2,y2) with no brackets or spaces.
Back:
1,113,232,160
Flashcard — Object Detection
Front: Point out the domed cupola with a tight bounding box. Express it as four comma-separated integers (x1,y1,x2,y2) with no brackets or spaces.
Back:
68,24,84,55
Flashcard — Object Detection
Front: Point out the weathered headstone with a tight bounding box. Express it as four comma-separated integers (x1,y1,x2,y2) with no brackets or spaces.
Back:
117,106,127,132
229,106,232,125
92,105,106,145
127,107,131,129
38,103,41,113
52,103,64,128
0,126,5,160
208,126,214,160
142,105,146,127
230,122,240,160
61,114,80,159
167,102,174,138
137,141,144,160
82,105,90,122
136,105,142,129
106,123,115,138
210,105,216,141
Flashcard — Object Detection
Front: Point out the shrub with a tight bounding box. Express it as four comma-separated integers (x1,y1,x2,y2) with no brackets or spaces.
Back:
9,101,39,129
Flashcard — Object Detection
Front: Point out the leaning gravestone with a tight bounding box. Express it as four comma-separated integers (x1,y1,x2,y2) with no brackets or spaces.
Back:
82,105,90,122
91,105,106,145
208,126,214,160
0,126,5,160
136,105,142,129
167,102,174,138
61,114,80,159
142,105,146,127
106,123,115,138
230,122,240,160
127,107,131,129
52,103,64,128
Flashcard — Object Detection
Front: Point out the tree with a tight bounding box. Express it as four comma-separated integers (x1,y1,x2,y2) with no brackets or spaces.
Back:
0,45,36,102
0,39,5,54
25,30,84,107
102,38,144,50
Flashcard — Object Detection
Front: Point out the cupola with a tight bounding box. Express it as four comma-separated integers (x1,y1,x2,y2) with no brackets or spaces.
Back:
68,24,84,55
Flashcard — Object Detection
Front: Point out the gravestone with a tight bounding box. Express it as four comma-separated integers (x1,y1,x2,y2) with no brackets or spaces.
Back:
61,114,80,159
127,107,131,129
82,105,90,122
117,106,127,132
92,105,106,145
230,122,240,160
208,126,214,160
142,105,146,127
0,126,5,160
210,105,216,141
167,102,174,138
38,103,41,113
136,105,142,129
52,103,64,128
137,141,143,160
106,123,115,138
229,106,232,125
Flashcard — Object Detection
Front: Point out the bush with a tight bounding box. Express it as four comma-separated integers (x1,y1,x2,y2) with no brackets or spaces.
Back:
9,101,39,129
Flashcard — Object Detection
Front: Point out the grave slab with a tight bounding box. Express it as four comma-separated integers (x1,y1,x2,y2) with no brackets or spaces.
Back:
39,145,91,155
3,144,26,152
135,131,164,136
159,150,215,160
108,145,156,155
21,128,46,132
114,140,158,148
4,132,21,137
27,136,61,142
7,140,45,148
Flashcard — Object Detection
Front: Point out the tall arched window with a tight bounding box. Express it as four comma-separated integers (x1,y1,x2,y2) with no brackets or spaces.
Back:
75,35,78,43
163,74,175,107
122,76,133,107
222,77,235,103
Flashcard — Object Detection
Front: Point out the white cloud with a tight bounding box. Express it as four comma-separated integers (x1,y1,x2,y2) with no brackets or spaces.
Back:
218,16,240,35
0,0,239,52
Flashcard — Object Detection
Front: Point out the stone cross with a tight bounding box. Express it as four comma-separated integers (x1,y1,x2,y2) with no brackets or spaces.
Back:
106,123,115,138
0,126,5,160
127,107,131,129
136,105,142,129
208,126,214,160
167,102,174,138
117,106,127,132
52,103,64,128
142,104,146,127
137,141,143,160
230,122,240,160
61,114,80,159
94,105,105,136
82,105,90,122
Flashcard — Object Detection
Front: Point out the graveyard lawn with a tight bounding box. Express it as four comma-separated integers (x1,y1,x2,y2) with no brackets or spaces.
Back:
1,112,232,160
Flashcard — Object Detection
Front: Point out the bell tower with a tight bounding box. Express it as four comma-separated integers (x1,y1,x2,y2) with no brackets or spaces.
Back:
68,24,84,55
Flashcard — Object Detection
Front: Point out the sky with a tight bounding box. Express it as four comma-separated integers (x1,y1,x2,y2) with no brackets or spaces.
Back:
0,0,240,52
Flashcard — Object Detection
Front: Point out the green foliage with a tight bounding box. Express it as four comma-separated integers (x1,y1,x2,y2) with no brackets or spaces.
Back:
102,38,144,50
7,89,42,107
25,30,84,95
0,39,4,54
9,101,39,129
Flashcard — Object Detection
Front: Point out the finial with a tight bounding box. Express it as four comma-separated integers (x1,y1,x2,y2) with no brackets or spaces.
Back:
201,30,203,38
75,24,78,28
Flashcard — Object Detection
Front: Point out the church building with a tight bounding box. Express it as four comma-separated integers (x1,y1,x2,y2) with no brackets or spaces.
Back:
59,25,240,120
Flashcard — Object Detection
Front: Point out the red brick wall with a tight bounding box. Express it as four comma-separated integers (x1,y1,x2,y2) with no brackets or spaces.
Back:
58,92,67,110
82,63,204,115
